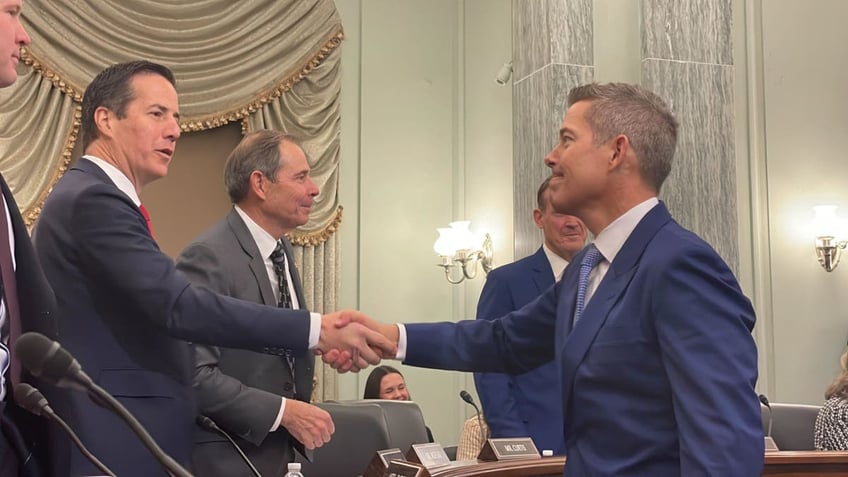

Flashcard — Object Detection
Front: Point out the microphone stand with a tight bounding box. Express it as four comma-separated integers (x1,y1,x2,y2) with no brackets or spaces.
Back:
53,413,117,477
196,415,261,477
85,383,194,477
460,391,487,451
759,394,778,451
14,384,116,477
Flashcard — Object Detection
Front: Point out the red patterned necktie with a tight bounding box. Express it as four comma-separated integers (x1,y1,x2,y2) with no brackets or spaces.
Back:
0,198,21,385
139,204,155,238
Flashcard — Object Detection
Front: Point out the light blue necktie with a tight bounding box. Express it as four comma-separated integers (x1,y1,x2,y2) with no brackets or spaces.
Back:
574,244,603,325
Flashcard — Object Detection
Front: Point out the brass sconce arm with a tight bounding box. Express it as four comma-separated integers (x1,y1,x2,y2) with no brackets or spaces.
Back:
816,236,848,272
436,234,494,284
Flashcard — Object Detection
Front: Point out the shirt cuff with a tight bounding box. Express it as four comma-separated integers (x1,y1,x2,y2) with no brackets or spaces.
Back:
308,312,321,350
396,324,407,361
271,396,287,432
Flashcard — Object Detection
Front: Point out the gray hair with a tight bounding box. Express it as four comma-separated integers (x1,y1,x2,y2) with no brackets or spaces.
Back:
224,130,301,203
567,82,678,192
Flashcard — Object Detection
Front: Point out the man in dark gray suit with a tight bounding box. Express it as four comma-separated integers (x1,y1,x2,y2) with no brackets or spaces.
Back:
177,131,330,476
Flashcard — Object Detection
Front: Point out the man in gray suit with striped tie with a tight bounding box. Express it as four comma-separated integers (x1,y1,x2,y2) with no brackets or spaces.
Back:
177,130,331,476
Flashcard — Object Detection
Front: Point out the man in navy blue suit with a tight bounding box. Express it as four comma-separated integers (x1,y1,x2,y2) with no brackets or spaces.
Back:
31,61,393,476
474,176,586,454
337,82,763,476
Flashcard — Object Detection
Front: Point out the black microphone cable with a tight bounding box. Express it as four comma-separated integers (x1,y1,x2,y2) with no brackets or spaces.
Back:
14,383,117,477
196,415,262,477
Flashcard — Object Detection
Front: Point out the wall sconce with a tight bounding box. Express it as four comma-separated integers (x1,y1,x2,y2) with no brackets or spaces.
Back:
494,61,513,85
813,205,848,272
433,221,493,284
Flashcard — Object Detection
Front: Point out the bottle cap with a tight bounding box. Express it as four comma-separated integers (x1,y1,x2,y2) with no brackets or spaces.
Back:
542,449,553,457
288,462,302,471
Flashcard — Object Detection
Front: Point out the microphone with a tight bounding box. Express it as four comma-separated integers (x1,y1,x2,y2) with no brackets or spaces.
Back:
758,394,779,451
14,332,93,391
459,390,487,452
15,332,194,477
14,383,117,477
196,415,261,477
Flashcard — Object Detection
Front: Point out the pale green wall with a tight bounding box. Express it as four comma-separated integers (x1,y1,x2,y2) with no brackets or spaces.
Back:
752,0,848,404
335,0,513,445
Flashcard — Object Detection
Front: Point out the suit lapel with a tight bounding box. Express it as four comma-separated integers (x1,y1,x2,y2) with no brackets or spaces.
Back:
226,210,277,306
559,203,673,412
529,247,555,294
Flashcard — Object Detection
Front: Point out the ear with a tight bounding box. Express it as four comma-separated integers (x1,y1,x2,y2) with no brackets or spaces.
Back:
608,134,631,170
249,170,267,200
92,106,115,139
532,208,544,229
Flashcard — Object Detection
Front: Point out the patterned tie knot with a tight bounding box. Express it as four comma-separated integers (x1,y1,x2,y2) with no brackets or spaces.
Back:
270,240,286,268
580,244,603,272
574,244,603,325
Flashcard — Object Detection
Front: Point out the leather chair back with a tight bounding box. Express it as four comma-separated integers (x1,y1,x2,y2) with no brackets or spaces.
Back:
761,402,822,450
296,401,390,477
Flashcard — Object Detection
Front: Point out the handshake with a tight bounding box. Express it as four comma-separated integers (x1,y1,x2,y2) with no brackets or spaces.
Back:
314,311,398,372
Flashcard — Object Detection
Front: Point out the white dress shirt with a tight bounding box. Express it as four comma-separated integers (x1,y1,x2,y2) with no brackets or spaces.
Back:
542,243,570,282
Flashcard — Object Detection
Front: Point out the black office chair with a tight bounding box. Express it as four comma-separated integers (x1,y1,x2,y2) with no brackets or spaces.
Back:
761,402,822,450
296,401,390,476
358,400,431,452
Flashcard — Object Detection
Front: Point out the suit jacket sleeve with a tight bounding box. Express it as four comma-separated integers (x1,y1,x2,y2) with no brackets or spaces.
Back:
69,183,311,351
652,244,762,475
404,281,560,373
176,242,281,446
473,273,530,439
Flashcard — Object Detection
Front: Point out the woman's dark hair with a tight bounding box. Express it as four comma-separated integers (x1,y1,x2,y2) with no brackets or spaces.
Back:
363,365,404,399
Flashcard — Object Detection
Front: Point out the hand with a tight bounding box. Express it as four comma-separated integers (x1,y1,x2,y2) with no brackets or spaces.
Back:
332,311,399,355
317,310,397,369
280,400,334,450
314,348,361,373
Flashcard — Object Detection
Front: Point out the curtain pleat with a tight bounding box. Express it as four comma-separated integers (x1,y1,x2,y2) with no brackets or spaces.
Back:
0,67,78,225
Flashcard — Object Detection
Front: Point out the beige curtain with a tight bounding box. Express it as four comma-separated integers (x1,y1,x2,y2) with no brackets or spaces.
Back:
0,0,343,400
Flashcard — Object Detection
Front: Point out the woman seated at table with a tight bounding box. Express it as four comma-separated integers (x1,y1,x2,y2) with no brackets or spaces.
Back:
815,351,848,450
364,365,435,442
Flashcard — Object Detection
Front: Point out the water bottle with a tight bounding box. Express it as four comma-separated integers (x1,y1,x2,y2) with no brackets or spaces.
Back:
284,462,304,477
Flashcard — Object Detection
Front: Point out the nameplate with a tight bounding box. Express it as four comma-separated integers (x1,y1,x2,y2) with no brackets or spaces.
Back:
478,437,541,461
386,460,430,477
765,436,780,452
363,448,406,477
405,442,450,468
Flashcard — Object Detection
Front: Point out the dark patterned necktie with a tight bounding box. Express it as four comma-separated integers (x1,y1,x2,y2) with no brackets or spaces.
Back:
0,197,20,386
270,241,296,390
270,241,293,308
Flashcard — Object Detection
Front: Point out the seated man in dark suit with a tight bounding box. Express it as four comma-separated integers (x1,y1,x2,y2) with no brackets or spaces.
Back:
177,130,332,476
31,60,393,476
474,176,586,454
